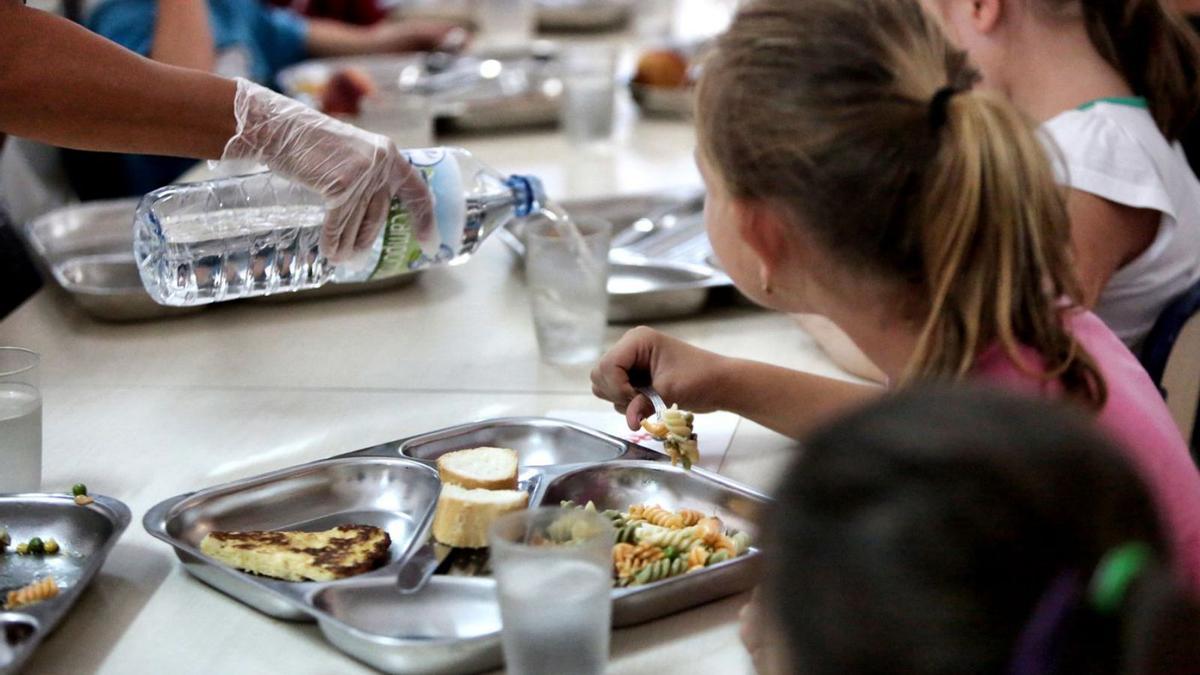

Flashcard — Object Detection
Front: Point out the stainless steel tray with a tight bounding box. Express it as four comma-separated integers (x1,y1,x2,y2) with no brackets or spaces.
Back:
144,417,768,675
498,190,742,321
394,0,631,31
537,0,632,31
24,199,422,322
0,494,131,675
277,46,562,135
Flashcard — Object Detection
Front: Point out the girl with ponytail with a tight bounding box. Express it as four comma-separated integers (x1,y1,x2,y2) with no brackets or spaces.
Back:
747,386,1200,675
926,0,1200,348
590,0,1200,585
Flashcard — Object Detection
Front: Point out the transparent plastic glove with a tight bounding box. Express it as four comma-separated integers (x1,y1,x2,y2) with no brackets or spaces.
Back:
220,78,434,261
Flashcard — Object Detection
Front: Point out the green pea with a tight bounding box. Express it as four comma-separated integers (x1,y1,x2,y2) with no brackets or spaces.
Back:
0,527,9,546
27,537,44,555
71,483,88,497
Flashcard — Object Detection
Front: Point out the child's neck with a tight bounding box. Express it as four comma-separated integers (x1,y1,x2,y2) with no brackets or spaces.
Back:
999,18,1133,124
820,304,920,385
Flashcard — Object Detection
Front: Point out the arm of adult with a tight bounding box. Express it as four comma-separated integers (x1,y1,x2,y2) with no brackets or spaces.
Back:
0,1,235,158
591,327,882,440
150,0,216,72
1066,189,1160,307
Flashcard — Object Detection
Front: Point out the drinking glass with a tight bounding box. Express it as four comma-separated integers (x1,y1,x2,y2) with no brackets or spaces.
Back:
560,44,618,146
473,0,537,48
526,216,612,365
357,94,435,148
0,348,41,493
489,507,616,675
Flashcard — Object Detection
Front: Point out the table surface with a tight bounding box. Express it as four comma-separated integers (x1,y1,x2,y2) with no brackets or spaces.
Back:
0,7,855,673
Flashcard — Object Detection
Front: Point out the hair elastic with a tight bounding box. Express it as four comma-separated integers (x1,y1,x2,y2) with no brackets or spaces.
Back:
1088,542,1152,614
929,86,963,131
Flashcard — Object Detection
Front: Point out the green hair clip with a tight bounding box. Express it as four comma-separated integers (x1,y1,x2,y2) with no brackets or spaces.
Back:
1088,542,1152,614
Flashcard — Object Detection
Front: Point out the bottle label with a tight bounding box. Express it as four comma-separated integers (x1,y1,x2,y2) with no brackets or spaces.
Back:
367,149,462,280
369,200,425,280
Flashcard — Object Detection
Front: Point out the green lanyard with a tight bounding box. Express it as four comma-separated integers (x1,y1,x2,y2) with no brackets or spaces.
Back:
1077,96,1149,111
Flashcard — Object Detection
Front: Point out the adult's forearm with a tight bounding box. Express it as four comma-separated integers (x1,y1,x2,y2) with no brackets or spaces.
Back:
714,358,883,439
0,3,235,159
151,0,216,72
306,18,380,57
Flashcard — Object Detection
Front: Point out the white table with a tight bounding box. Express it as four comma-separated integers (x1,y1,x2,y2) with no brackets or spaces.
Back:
0,8,857,672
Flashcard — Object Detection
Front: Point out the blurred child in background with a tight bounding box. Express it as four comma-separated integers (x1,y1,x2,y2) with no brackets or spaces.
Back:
66,0,463,198
744,387,1200,675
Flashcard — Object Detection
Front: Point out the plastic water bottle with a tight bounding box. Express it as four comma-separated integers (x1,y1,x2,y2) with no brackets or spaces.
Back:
134,147,545,306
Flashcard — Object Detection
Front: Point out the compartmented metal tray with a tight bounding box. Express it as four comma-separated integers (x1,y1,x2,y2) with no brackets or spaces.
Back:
23,199,422,322
277,44,562,135
394,0,631,32
498,189,741,321
144,417,767,675
0,494,131,675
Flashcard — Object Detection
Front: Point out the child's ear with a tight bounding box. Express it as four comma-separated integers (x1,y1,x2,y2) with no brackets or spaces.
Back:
733,199,792,286
972,0,1002,33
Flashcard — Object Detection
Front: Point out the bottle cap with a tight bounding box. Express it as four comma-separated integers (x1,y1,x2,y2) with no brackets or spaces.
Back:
506,175,546,218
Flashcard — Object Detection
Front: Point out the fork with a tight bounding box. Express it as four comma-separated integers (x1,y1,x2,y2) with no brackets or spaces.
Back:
629,369,667,420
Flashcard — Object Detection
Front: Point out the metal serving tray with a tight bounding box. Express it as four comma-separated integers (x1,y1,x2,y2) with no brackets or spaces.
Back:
498,190,742,321
277,46,562,135
0,494,131,675
394,0,631,31
537,0,632,31
23,199,422,322
144,418,767,675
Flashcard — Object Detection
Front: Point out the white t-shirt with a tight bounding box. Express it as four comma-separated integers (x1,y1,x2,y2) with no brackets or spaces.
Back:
1042,98,1200,348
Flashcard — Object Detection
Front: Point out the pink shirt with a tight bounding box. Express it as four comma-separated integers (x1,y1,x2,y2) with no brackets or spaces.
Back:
973,310,1200,588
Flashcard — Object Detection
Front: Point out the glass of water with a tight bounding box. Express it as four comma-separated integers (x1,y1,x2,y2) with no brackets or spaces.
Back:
0,348,40,493
490,506,616,675
473,0,537,49
560,44,619,146
526,216,612,365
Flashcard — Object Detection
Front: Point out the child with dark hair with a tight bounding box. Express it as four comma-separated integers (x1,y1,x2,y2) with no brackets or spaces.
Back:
746,386,1200,675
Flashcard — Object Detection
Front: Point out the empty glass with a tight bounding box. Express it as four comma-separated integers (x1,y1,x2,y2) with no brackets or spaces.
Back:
526,216,612,365
474,0,537,48
560,44,618,147
490,507,615,675
0,348,41,493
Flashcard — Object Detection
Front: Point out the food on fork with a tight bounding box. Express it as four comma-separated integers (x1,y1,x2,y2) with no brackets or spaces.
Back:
432,484,529,549
199,525,391,582
641,405,700,469
5,577,59,610
437,447,519,490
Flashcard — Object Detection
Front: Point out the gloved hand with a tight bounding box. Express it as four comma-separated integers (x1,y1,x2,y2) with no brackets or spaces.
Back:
220,78,434,261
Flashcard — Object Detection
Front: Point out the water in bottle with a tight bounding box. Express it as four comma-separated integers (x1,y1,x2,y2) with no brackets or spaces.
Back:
135,147,545,306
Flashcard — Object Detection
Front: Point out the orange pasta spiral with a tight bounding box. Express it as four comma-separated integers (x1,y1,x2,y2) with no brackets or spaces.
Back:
613,542,664,579
686,545,710,570
677,509,705,527
5,577,59,609
628,504,685,529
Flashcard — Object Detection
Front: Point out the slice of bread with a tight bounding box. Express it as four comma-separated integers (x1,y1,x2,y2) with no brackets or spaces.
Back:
436,447,519,490
199,524,391,582
431,484,529,548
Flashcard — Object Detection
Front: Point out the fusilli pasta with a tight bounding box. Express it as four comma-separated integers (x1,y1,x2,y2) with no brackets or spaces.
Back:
633,557,688,585
628,504,685,529
5,577,59,609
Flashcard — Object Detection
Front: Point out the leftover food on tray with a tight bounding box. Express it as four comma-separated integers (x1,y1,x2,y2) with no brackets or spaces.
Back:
0,527,9,553
320,67,378,116
15,537,60,556
437,447,519,491
200,524,391,582
5,577,59,610
641,405,700,469
72,483,94,505
432,484,529,549
634,49,691,89
558,501,752,587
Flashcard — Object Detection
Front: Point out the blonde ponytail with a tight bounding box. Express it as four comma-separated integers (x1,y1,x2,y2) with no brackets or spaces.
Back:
698,0,1106,408
909,89,1106,406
